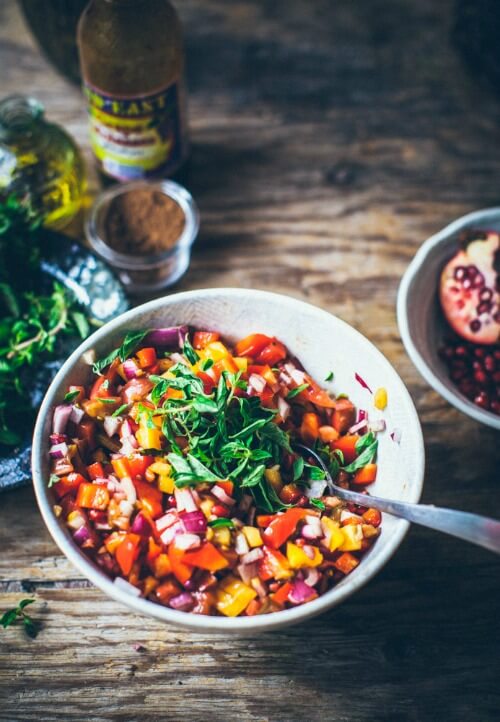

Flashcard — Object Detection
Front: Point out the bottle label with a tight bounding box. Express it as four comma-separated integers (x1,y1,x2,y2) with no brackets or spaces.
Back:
84,81,185,180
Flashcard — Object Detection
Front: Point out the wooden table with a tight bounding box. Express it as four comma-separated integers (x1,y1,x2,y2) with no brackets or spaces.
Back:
1,1,499,719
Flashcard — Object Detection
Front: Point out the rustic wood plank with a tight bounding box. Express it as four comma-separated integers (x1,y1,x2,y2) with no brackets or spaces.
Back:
1,0,500,719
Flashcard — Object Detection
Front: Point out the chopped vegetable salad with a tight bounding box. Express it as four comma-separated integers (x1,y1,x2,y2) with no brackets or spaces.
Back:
48,326,383,616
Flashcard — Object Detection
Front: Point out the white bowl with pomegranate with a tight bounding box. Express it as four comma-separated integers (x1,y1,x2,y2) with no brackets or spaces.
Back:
32,289,424,632
398,208,500,430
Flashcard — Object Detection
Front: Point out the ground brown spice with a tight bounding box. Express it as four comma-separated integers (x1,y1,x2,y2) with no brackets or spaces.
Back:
104,189,185,255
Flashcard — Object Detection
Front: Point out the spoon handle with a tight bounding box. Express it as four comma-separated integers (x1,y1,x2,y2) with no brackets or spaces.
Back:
334,486,500,554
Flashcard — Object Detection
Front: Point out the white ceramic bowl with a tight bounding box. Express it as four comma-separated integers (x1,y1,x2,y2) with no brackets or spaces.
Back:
397,208,500,430
32,289,425,633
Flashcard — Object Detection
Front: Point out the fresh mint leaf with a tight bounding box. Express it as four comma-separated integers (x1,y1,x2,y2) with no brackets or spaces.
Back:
259,422,292,453
64,390,80,403
208,518,235,529
343,439,378,473
293,456,304,482
92,330,148,375
240,464,265,488
310,498,326,511
182,335,199,365
112,403,129,418
200,358,214,371
324,371,334,382
72,311,89,339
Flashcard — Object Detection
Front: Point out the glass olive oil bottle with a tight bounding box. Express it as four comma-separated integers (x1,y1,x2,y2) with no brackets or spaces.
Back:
77,0,188,181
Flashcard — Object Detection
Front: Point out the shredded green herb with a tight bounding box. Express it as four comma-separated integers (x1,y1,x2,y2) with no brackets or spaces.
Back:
0,598,38,638
286,383,309,399
207,518,235,529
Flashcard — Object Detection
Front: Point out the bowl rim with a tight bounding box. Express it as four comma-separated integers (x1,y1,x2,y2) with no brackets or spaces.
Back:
32,288,425,632
397,206,500,431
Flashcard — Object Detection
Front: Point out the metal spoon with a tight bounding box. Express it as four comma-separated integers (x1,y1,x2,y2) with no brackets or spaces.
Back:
293,442,500,554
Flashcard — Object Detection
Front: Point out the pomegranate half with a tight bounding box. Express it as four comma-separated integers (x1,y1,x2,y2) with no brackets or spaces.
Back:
439,231,500,345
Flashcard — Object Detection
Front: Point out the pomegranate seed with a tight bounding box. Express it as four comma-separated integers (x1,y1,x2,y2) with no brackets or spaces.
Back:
479,288,493,301
455,345,468,357
494,350,500,360
490,400,500,415
469,319,481,333
474,391,490,409
493,371,500,384
474,347,486,358
484,355,496,372
466,265,478,278
472,360,483,372
473,370,488,385
453,266,467,281
477,301,492,315
166,495,177,509
471,273,485,289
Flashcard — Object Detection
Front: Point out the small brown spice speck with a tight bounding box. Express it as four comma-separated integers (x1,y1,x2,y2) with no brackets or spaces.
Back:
104,189,185,255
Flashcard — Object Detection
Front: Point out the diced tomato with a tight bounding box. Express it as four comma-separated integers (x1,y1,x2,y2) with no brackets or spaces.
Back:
193,331,220,349
146,537,162,565
362,508,382,527
87,462,105,480
134,479,163,519
76,418,96,451
183,542,229,572
333,552,359,575
128,454,154,480
136,347,157,368
258,386,275,408
122,377,154,404
167,545,192,584
197,371,216,394
255,339,287,365
67,385,85,402
76,482,110,510
262,508,307,549
52,472,86,499
353,463,378,485
211,504,230,518
245,599,262,616
155,578,182,603
257,547,291,581
331,434,359,465
90,375,112,399
213,357,238,377
300,412,321,444
299,375,336,408
256,514,276,527
115,533,141,576
234,333,273,358
271,581,293,605
332,398,356,434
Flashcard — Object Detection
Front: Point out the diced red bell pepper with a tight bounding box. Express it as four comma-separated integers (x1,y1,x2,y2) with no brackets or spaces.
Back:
256,514,276,527
245,599,262,616
53,472,86,499
90,375,112,400
134,479,163,519
111,457,132,480
262,508,307,549
271,581,293,605
255,339,287,365
217,480,234,496
258,547,291,581
300,412,321,444
115,533,141,576
167,544,192,584
258,386,275,408
362,508,382,527
155,578,182,603
128,454,154,480
234,333,273,358
331,434,359,465
333,552,360,575
211,504,230,518
87,462,105,480
136,347,157,368
193,331,220,349
353,463,377,485
146,537,162,566
183,542,229,572
76,482,110,510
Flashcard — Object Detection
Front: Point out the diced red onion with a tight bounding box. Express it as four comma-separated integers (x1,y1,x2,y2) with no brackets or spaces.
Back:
49,442,69,459
156,511,179,533
120,419,135,439
237,562,259,585
67,510,87,531
120,436,138,455
234,532,250,555
348,418,368,434
305,478,327,499
355,372,373,393
145,326,188,348
122,358,139,380
95,522,112,531
173,533,201,551
170,352,189,366
358,409,368,422
248,374,267,394
390,427,402,443
82,349,96,366
301,516,323,539
369,419,386,433
277,395,291,421
179,510,207,534
174,487,197,513
106,476,122,492
169,592,195,611
160,521,183,545
278,371,293,386
52,404,73,434
113,577,142,597
251,577,268,599
290,369,306,385
241,548,264,565
118,499,134,517
73,525,91,546
131,512,151,536
289,578,315,604
211,485,235,506
303,568,320,587
302,545,316,560
340,510,362,523
49,433,67,445
119,476,137,504
52,458,74,476
70,405,85,424
104,415,121,438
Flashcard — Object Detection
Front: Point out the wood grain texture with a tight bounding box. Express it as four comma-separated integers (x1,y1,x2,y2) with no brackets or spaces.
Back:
1,0,500,720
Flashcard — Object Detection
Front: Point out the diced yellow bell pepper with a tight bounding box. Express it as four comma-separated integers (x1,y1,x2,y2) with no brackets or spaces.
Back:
158,475,175,494
149,461,172,476
233,357,248,372
286,541,323,568
200,498,215,519
204,341,230,362
242,526,263,547
338,524,363,551
136,423,163,450
215,576,257,617
206,527,215,542
321,517,345,552
143,576,159,596
261,367,278,387
374,387,388,410
214,527,231,547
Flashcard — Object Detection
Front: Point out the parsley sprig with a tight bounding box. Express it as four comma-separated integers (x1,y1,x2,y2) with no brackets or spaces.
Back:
0,598,38,638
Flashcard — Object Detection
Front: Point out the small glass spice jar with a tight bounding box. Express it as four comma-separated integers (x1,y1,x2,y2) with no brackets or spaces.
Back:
85,180,199,294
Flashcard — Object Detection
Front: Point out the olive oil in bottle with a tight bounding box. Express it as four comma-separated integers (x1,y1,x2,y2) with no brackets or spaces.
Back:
77,0,188,181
